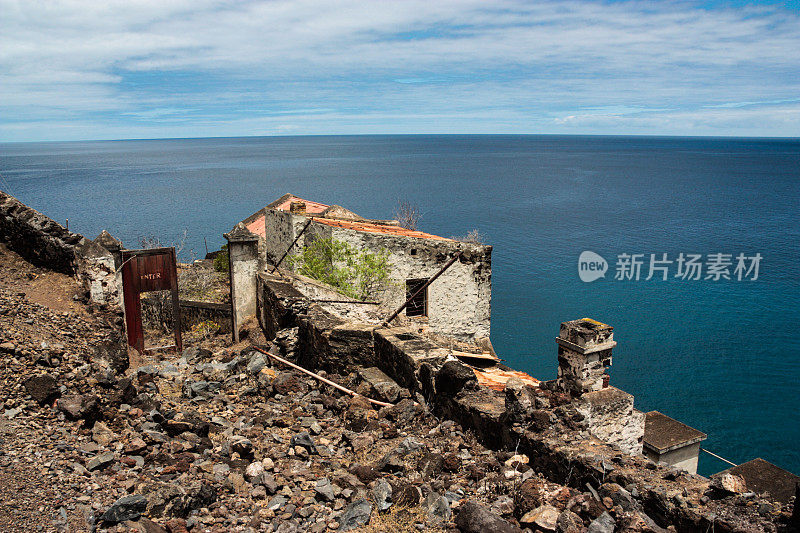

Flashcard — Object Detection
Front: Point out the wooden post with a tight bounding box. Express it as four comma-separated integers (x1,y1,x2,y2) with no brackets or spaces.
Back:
169,248,183,353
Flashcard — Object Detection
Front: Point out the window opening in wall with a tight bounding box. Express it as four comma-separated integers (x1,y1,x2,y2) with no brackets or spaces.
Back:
405,279,428,317
410,248,417,255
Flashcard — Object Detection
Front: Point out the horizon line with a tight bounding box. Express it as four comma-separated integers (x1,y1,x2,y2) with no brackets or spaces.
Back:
2,132,800,145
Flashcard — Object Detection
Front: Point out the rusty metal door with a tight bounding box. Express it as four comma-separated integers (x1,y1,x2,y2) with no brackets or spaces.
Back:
121,247,182,354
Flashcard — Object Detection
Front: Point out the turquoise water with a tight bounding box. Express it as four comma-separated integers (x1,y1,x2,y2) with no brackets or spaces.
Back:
1,135,798,476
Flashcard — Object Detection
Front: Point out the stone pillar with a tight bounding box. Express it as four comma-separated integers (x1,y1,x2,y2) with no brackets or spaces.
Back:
93,230,123,269
556,318,616,397
225,223,261,343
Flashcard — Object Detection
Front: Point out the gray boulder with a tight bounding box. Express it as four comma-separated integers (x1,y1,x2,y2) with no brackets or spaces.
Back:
423,491,452,526
588,512,615,533
372,478,392,512
315,477,335,502
339,498,372,531
100,494,148,523
87,451,115,471
58,394,100,421
358,367,402,403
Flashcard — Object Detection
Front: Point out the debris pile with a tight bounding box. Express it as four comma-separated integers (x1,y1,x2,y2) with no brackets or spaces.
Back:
0,244,794,532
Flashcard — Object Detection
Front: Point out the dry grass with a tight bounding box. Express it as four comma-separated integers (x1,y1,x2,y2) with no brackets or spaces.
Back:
353,504,445,533
450,229,486,244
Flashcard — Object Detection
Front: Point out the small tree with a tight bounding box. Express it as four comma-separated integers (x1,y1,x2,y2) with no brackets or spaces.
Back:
138,229,190,258
213,244,229,273
290,237,392,301
394,200,421,231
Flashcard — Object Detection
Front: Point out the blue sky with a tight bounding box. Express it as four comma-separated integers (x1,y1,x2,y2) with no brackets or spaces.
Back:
1,0,799,141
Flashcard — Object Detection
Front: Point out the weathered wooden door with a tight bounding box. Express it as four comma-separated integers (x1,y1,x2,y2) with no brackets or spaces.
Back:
121,247,182,354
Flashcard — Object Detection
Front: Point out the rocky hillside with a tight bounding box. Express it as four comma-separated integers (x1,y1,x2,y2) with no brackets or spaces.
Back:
0,243,618,533
1,242,792,533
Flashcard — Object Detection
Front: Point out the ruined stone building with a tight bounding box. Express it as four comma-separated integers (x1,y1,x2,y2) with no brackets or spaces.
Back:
237,193,492,342
228,195,713,472
223,191,800,513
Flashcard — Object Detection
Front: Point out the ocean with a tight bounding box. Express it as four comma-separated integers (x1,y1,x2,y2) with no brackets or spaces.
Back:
1,134,798,477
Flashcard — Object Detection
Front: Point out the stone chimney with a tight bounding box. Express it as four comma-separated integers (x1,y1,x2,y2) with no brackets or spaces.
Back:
289,201,306,214
556,318,616,397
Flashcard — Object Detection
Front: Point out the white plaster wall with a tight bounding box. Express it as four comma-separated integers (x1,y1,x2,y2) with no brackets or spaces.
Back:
262,209,294,265
303,223,491,341
645,443,701,474
75,253,120,307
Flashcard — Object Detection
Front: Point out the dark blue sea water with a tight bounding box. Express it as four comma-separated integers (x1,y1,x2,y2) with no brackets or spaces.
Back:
1,135,798,477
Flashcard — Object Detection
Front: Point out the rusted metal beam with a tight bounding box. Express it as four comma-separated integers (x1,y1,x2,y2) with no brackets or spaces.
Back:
381,250,463,327
311,299,380,305
252,345,392,408
271,218,313,273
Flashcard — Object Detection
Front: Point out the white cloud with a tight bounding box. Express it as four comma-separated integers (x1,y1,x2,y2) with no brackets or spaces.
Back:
1,0,799,140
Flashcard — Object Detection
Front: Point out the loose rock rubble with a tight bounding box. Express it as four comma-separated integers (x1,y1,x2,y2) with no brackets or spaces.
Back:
0,244,794,532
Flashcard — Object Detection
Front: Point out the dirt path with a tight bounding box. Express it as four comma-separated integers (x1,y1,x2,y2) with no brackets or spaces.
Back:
0,243,87,316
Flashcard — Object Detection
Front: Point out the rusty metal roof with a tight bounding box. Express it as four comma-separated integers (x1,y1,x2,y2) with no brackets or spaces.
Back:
473,367,540,391
274,195,330,214
248,193,453,241
313,217,451,241
246,216,266,238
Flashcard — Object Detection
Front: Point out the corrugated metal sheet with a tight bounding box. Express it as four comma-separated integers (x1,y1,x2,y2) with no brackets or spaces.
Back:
313,217,452,241
473,367,540,391
246,216,266,238
275,196,329,214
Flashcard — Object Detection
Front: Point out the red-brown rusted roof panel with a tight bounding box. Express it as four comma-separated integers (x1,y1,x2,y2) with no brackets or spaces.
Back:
275,196,329,214
474,367,540,391
313,217,451,241
246,216,266,238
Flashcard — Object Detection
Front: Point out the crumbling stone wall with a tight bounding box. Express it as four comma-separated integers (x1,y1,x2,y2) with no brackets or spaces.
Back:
296,304,377,374
254,277,786,531
0,190,80,274
429,361,782,532
0,191,119,306
305,221,492,342
261,207,306,266
257,274,308,340
573,388,645,456
141,298,231,333
373,327,449,397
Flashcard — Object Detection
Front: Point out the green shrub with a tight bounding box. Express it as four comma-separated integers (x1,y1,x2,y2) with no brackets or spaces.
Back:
290,237,392,301
213,244,229,273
